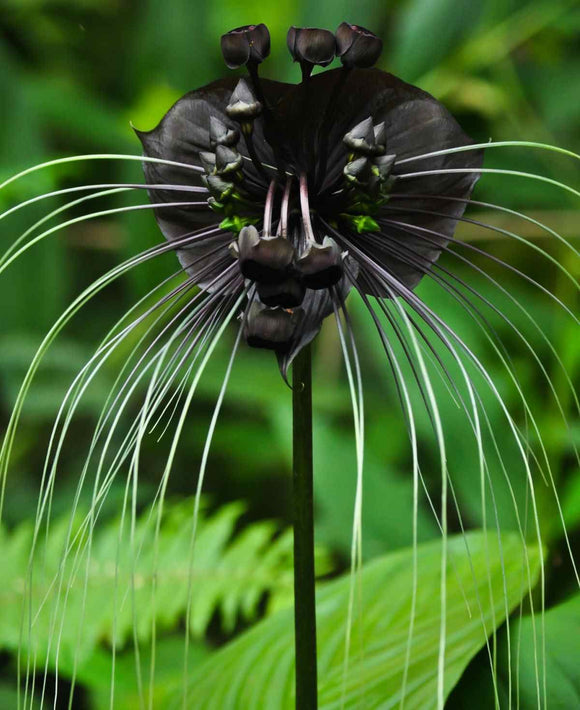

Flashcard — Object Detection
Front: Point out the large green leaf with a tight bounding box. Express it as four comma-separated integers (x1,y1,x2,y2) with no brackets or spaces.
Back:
507,593,580,708
180,531,541,709
450,592,580,709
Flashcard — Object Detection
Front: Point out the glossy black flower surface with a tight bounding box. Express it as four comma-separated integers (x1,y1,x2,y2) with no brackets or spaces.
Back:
220,24,270,69
336,22,383,68
137,25,482,376
287,26,336,79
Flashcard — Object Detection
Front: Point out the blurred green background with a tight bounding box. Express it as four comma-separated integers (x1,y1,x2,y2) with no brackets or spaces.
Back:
1,0,579,706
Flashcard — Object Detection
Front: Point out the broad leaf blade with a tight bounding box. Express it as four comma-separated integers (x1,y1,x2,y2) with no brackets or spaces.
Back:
181,531,541,709
510,593,580,708
449,592,580,709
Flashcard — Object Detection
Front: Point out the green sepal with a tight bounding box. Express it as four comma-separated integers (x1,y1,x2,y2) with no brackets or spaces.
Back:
220,215,259,235
208,198,225,214
341,214,380,233
209,199,241,218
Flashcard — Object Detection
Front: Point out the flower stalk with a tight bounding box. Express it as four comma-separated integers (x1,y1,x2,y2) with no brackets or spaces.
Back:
292,344,318,708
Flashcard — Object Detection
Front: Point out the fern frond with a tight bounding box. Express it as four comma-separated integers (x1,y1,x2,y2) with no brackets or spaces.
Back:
0,498,332,673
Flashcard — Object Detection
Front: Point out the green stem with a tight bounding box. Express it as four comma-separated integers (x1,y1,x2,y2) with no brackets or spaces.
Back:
292,345,318,709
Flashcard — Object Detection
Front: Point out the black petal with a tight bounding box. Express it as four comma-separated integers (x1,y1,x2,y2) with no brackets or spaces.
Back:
296,236,343,290
287,69,483,292
236,227,295,283
135,78,286,291
137,68,481,301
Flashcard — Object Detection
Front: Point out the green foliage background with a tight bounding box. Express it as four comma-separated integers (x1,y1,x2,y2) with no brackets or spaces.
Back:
0,0,579,707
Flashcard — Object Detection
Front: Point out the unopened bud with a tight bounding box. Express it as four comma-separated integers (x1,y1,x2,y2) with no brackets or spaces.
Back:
296,237,343,289
244,301,303,351
343,117,376,155
209,116,240,149
336,22,382,69
215,145,243,175
199,151,216,175
226,79,262,121
344,156,372,186
220,24,271,69
287,26,336,79
237,227,296,283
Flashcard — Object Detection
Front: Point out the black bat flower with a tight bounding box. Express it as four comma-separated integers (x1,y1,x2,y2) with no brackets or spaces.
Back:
2,18,579,709
136,22,482,378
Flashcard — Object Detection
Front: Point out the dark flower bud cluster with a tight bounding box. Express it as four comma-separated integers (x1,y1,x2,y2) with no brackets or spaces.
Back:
231,225,344,311
229,223,346,354
341,116,397,232
220,21,383,82
197,120,260,234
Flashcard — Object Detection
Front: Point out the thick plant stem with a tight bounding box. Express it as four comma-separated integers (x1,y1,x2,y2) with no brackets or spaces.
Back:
292,345,318,709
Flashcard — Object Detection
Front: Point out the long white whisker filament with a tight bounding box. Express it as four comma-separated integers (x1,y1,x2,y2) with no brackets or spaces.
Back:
181,315,245,708
394,140,580,165
328,221,546,707
0,183,209,267
0,181,207,222
379,216,580,588
386,193,579,258
0,225,227,514
332,291,364,707
395,166,579,198
33,285,238,707
345,272,421,710
0,200,220,276
142,291,244,706
0,153,203,191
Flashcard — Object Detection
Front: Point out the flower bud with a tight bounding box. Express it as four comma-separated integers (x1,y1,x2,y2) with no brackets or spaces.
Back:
373,153,396,181
215,145,243,175
344,156,373,187
287,26,336,79
296,237,343,289
226,79,262,121
202,174,235,202
209,116,240,149
373,122,386,154
257,277,306,308
335,22,382,68
244,301,304,351
220,24,271,69
343,117,376,155
236,226,296,283
199,151,216,175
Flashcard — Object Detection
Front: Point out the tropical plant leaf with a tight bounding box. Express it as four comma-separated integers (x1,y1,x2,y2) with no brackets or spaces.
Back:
506,592,580,708
178,531,541,709
450,592,580,709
